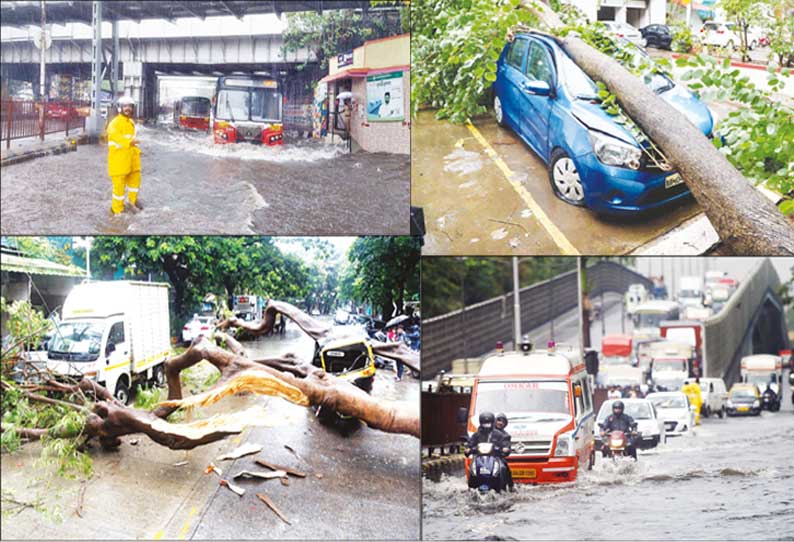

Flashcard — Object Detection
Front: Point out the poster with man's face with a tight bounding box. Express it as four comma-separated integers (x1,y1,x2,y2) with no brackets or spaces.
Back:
367,71,404,121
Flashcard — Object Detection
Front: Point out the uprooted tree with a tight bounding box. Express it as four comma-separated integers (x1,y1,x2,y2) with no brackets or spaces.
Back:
1,300,420,457
413,0,794,254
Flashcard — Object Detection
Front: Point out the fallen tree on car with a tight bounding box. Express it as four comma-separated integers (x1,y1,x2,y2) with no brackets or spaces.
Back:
519,0,794,255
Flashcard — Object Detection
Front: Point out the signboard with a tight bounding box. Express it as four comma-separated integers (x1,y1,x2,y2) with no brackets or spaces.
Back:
366,71,404,122
337,52,354,67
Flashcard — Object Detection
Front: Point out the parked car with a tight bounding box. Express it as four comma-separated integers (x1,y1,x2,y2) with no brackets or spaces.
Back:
602,21,647,48
493,32,714,215
640,24,672,49
334,309,351,325
595,398,666,451
698,377,728,417
182,314,216,344
698,22,741,50
646,391,695,435
726,383,762,416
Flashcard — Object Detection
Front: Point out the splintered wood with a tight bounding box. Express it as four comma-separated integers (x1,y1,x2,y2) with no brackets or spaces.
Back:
158,370,309,410
257,493,291,525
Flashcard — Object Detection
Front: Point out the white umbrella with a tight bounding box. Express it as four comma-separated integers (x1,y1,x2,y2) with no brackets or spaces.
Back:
336,91,353,100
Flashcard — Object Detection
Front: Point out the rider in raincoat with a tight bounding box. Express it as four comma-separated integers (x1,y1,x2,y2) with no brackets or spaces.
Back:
107,96,142,214
681,379,702,425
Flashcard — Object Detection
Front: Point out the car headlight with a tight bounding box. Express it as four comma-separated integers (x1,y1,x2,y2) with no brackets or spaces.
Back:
753,400,760,408
589,131,642,169
554,431,576,457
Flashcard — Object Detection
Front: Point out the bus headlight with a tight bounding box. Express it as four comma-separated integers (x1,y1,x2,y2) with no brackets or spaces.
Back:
554,431,575,457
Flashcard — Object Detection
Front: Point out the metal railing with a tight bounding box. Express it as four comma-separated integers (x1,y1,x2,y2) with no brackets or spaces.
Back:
1,99,89,149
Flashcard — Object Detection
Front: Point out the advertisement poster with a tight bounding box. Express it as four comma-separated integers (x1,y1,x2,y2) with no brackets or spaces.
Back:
367,71,404,122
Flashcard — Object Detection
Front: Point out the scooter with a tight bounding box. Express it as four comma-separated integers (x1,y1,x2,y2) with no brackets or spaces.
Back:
761,390,781,412
468,442,507,493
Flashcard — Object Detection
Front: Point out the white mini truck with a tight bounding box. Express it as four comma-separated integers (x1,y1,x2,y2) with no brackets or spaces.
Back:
46,281,171,404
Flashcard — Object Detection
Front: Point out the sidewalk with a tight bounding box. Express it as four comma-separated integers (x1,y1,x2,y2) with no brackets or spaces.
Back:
0,132,85,166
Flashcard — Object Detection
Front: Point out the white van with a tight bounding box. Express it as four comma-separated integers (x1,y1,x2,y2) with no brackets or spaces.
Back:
740,354,783,394
677,276,704,310
46,281,171,404
698,377,728,418
465,345,595,484
624,284,648,316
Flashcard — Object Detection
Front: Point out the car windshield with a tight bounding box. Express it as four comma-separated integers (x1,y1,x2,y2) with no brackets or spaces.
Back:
48,322,103,358
181,98,210,116
598,401,652,422
731,389,757,400
648,395,687,409
559,50,599,99
475,380,571,421
679,289,701,298
654,359,687,372
637,312,666,328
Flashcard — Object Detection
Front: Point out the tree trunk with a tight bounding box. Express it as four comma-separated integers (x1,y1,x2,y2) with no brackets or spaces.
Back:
520,1,794,255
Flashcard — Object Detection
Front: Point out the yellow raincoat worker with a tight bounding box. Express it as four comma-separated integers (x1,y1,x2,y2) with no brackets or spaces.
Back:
681,379,702,425
107,96,142,214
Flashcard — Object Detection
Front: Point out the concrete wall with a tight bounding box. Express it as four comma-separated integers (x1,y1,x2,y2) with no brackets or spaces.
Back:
568,0,667,25
349,70,410,154
702,258,788,386
422,261,653,377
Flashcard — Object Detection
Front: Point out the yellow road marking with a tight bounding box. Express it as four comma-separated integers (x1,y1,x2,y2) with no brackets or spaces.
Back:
466,121,580,255
153,531,164,540
178,506,198,540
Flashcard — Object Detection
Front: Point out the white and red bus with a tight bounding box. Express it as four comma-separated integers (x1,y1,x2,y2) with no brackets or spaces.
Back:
212,76,283,145
174,96,211,131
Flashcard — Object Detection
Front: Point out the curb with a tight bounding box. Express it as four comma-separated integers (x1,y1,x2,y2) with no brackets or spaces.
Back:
1,139,78,167
422,454,465,480
670,52,780,72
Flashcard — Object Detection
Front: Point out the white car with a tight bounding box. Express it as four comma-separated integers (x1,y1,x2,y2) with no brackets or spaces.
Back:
699,377,728,418
182,315,216,344
646,392,695,436
595,398,666,450
698,22,740,50
602,21,647,48
334,309,350,325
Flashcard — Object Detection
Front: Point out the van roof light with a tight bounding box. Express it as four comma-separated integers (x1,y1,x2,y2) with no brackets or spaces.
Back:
520,339,533,355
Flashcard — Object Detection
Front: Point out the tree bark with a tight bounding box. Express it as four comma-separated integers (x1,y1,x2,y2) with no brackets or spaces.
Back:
520,0,794,255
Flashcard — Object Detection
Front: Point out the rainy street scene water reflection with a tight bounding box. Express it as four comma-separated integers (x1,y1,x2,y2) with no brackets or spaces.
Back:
0,1,410,235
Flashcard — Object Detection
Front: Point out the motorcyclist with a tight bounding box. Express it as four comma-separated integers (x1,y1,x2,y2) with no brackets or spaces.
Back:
464,411,504,490
600,401,638,460
762,382,778,408
494,413,514,491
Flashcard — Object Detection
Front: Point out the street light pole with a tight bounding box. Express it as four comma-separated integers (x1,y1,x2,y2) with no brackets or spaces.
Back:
39,0,47,141
512,257,521,350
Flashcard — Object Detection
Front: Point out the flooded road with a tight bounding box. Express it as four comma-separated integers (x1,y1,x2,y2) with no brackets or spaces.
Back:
412,110,702,255
423,375,794,540
1,126,409,235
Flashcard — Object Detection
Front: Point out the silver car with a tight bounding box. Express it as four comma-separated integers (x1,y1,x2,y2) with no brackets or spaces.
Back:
602,21,647,48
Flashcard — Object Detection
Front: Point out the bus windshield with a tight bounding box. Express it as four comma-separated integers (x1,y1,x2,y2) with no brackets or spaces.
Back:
475,380,571,421
216,89,249,121
251,88,280,122
215,85,281,122
181,98,210,117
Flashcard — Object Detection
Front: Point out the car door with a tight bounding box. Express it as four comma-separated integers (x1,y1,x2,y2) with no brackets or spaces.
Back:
103,320,130,386
520,40,556,159
498,37,530,132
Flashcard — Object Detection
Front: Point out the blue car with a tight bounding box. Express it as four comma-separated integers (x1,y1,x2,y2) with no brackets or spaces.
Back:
493,32,714,214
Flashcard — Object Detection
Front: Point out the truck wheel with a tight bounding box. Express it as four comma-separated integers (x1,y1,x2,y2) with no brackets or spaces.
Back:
588,449,595,470
152,364,165,388
114,379,131,405
718,406,725,418
704,405,711,418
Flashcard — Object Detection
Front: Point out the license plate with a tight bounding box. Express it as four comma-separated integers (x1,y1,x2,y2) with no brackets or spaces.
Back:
511,468,537,479
737,406,749,412
665,173,683,189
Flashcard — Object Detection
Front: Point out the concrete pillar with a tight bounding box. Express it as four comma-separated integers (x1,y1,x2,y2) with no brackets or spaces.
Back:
111,19,119,100
573,0,598,22
86,0,103,136
615,5,628,23
649,0,667,25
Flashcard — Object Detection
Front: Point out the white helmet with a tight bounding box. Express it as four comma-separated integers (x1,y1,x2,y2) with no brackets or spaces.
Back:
117,96,135,107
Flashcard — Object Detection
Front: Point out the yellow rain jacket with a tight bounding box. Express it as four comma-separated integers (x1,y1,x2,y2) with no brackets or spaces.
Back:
681,381,702,425
107,113,141,177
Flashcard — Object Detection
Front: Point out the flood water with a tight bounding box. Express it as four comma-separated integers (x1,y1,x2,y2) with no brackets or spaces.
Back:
1,125,409,235
423,380,794,540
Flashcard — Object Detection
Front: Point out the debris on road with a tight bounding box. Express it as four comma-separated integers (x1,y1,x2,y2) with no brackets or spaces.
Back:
173,461,189,467
254,458,307,478
256,492,291,525
217,443,263,461
205,463,223,477
219,479,245,497
315,473,324,480
129,439,139,445
232,470,288,481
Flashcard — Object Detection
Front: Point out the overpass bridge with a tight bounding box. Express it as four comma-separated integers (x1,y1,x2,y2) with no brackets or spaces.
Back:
0,0,386,131
422,258,790,385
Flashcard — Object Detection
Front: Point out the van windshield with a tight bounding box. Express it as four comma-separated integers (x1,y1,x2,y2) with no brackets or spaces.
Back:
654,359,687,372
475,380,570,421
636,312,667,328
48,322,103,361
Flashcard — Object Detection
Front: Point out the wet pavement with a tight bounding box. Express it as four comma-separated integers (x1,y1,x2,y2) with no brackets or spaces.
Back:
0,319,420,540
412,110,702,256
0,126,409,235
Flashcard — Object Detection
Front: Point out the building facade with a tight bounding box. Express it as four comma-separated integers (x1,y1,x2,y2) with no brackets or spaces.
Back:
567,0,668,27
319,33,410,155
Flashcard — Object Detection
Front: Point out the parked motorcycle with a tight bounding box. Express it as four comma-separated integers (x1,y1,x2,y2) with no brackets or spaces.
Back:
468,442,507,493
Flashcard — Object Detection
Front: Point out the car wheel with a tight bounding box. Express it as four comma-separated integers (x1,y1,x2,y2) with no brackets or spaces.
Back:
494,95,506,127
152,364,165,387
641,38,648,48
549,149,586,206
114,378,131,405
718,406,725,418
